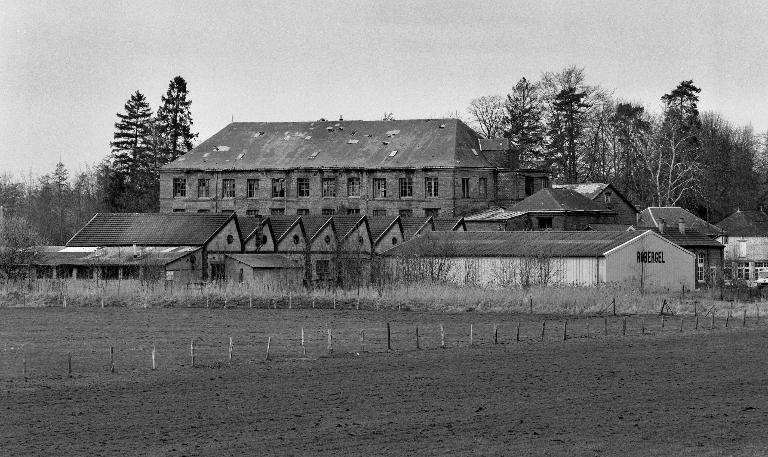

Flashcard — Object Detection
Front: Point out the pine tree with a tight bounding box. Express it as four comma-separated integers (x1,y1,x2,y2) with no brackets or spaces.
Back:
503,77,545,167
157,76,198,164
550,87,590,183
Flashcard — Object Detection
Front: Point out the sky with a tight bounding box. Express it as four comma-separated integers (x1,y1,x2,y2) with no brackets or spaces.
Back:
1,0,767,176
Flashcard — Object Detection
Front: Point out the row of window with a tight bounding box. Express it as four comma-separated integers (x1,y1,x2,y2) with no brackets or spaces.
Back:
172,207,439,217
172,176,489,199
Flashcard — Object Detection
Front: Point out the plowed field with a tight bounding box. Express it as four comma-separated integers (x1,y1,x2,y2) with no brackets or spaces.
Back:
2,308,767,456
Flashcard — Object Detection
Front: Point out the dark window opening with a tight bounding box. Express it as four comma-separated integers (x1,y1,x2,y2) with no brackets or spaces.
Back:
399,176,413,198
297,178,310,197
461,177,470,198
525,176,535,196
173,178,186,198
247,179,260,198
222,179,235,198
197,179,210,198
271,178,285,198
538,217,553,230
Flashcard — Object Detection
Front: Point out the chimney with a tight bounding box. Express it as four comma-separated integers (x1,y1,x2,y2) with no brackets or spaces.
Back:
658,217,665,234
339,115,343,121
678,217,686,234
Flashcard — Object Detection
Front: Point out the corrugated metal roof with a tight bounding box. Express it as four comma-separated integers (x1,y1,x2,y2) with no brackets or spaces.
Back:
716,210,768,237
382,230,644,258
163,119,496,171
464,207,527,221
226,254,302,269
638,207,721,237
35,246,198,266
510,188,613,213
67,213,234,247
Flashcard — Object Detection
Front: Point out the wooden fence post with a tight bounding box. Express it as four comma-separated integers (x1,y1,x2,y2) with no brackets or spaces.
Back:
190,339,195,367
711,311,715,330
661,315,665,331
563,320,568,341
622,317,626,336
440,324,445,348
469,324,473,345
695,316,699,330
67,352,72,378
356,297,360,311
416,327,420,350
541,321,546,341
743,309,747,327
726,311,730,328
604,317,608,336
266,336,272,360
288,292,292,309
529,297,533,314
387,322,391,350
152,344,156,370
110,346,115,373
679,317,684,332
312,296,315,309
360,330,365,352
612,296,616,316
228,337,233,361
493,324,498,345
641,318,645,335
249,292,253,309
333,296,336,310
516,322,520,342
301,327,306,356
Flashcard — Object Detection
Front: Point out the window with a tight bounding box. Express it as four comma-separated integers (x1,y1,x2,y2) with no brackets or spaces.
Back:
373,178,387,198
461,178,470,198
347,208,360,215
738,240,747,258
372,209,387,216
246,209,259,216
697,253,705,282
424,208,440,217
197,209,210,213
271,208,285,215
315,259,332,280
297,178,310,197
172,208,185,212
604,191,613,204
479,177,487,198
538,217,553,230
271,178,285,198
197,179,210,198
542,177,549,189
399,176,413,198
222,179,235,198
322,177,336,197
525,176,535,196
322,208,335,216
247,179,260,198
737,262,750,280
399,209,412,217
173,178,186,198
297,208,310,215
347,177,361,197
425,177,439,197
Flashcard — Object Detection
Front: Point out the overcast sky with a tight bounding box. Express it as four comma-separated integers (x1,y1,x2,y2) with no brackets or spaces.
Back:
1,0,767,176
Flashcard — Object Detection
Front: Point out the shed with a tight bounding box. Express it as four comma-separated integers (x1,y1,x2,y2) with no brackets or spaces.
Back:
382,230,694,290
224,254,303,288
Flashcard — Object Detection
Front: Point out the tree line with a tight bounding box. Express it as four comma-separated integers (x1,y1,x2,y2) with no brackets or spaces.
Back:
0,76,197,245
467,66,767,221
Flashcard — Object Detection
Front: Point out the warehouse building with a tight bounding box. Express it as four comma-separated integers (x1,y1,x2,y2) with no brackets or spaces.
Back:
159,119,549,218
382,230,695,289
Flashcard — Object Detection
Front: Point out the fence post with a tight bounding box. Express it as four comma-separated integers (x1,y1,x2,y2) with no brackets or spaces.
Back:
604,317,608,336
190,339,195,367
360,330,365,352
266,336,272,360
641,318,645,335
661,315,665,331
529,297,533,314
493,324,498,345
151,344,156,370
301,327,306,356
743,309,747,327
541,321,546,341
249,292,253,309
695,316,699,330
612,297,616,316
711,311,715,330
679,317,684,332
312,296,315,309
622,317,626,336
333,296,336,310
229,337,233,361
726,311,730,328
288,292,292,309
110,346,115,374
387,322,391,351
563,320,568,341
67,351,72,378
470,324,473,345
516,322,520,342
440,324,445,348
23,352,27,381
416,327,420,350
356,297,360,311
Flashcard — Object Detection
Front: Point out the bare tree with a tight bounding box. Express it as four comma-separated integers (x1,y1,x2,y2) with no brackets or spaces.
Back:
467,95,505,138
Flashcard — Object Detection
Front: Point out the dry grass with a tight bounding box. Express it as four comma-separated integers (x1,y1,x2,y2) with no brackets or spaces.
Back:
0,278,764,317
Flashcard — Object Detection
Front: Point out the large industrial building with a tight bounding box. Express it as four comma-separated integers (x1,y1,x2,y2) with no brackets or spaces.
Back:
159,119,549,218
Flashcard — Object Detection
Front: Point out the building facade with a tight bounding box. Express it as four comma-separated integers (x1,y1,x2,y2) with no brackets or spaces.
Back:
159,119,549,218
716,210,768,283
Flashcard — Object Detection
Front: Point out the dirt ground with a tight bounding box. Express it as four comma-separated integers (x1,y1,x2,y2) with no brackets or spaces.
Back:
2,308,767,456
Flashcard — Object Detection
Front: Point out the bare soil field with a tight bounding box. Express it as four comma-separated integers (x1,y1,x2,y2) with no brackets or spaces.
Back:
2,308,768,456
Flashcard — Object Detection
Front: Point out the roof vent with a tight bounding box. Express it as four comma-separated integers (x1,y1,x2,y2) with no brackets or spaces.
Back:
214,145,230,152
347,139,359,144
386,129,400,137
326,126,334,132
310,151,320,159
334,123,340,127
439,124,446,129
471,148,478,156
236,153,245,160
388,150,398,157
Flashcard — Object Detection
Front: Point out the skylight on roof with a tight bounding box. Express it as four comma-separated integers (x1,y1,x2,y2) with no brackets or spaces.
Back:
203,152,210,158
347,139,359,144
214,145,230,152
305,136,311,140
236,153,245,160
310,151,320,158
386,129,400,136
388,150,398,157
326,127,334,132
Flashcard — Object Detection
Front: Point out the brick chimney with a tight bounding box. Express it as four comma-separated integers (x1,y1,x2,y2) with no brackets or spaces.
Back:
678,217,686,234
658,217,666,234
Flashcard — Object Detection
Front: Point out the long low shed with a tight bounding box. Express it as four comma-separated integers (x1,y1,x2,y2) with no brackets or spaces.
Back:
382,230,695,290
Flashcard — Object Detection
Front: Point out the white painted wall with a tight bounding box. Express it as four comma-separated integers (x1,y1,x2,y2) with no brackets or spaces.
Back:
604,231,695,290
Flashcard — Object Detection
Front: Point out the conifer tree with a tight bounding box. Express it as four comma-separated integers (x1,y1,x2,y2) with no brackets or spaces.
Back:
503,77,545,167
157,76,198,164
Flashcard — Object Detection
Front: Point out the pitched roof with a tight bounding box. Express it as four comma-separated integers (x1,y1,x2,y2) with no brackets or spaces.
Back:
716,210,768,237
382,230,645,258
649,227,724,248
510,188,614,213
552,183,609,200
367,216,401,242
36,246,198,266
584,224,634,232
301,215,334,240
478,138,508,151
67,213,234,247
266,215,303,241
433,218,464,231
464,207,527,221
238,216,262,240
638,207,721,237
332,215,365,238
226,253,302,269
163,119,499,171
400,216,431,240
